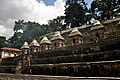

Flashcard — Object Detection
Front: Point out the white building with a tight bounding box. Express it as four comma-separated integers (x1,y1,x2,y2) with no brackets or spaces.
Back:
0,47,21,58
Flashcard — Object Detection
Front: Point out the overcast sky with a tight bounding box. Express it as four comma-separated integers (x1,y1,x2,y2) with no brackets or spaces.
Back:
0,0,92,39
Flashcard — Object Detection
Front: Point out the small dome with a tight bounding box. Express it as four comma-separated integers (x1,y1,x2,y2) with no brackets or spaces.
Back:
40,36,51,44
21,42,29,49
30,39,40,47
69,28,82,37
51,31,64,41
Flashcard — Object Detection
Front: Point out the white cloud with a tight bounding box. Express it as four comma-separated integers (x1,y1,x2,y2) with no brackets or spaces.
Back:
0,25,6,35
0,0,65,39
0,25,13,38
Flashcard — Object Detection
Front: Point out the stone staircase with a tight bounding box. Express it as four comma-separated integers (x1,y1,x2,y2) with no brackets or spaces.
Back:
15,56,30,74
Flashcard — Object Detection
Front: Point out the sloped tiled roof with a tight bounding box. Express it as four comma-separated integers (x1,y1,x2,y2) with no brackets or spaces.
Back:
69,28,82,37
51,31,64,41
1,47,20,52
21,42,29,49
40,36,51,44
30,39,40,47
102,17,120,24
93,20,101,26
91,20,104,30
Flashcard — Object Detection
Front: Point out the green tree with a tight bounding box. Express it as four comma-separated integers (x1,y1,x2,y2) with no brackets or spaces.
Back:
48,16,65,31
14,20,25,33
8,16,67,48
0,36,6,48
91,0,120,21
64,0,89,28
8,20,48,48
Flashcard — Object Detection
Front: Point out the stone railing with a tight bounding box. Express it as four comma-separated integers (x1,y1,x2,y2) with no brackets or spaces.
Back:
0,73,120,80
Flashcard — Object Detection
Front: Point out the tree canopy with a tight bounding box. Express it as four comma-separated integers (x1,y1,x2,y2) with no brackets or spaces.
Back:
48,16,65,31
91,0,120,21
64,0,90,28
8,20,49,48
0,36,6,48
7,16,65,48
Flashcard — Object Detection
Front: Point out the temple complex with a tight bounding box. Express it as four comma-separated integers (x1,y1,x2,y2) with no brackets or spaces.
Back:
0,17,120,77
18,18,120,53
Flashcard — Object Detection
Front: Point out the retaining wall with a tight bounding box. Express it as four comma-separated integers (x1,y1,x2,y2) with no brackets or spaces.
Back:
0,73,120,80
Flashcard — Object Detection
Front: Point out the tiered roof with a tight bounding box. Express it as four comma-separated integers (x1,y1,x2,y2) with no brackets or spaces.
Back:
21,42,29,49
91,20,104,30
102,17,120,24
29,39,40,47
69,28,82,37
51,31,64,41
40,36,51,44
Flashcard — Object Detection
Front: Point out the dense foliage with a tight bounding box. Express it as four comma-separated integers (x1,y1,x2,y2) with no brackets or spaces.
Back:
64,0,90,28
48,16,66,31
0,36,6,48
91,0,120,21
7,20,48,48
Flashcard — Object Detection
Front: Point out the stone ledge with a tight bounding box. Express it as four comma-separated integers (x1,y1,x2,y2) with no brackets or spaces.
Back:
0,73,120,80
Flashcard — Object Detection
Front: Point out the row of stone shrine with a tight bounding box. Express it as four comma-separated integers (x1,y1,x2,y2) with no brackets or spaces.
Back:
21,17,120,54
21,27,84,54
